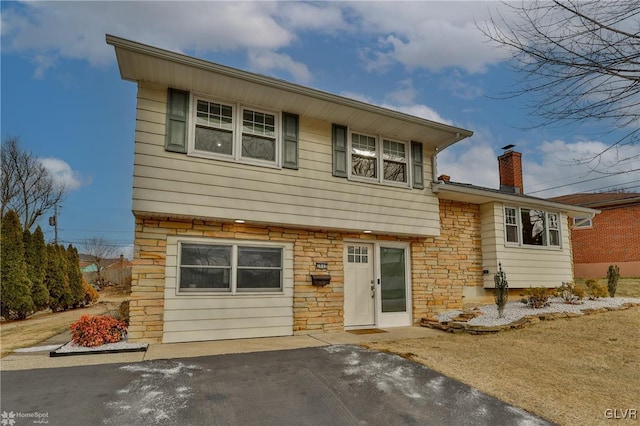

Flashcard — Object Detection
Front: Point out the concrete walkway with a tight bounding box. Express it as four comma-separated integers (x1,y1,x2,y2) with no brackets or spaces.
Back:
0,326,442,371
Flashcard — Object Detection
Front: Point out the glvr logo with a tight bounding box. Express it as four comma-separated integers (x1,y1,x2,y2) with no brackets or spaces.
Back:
604,408,638,419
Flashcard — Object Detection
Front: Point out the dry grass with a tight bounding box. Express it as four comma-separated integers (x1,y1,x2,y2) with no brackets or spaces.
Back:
0,289,128,357
368,279,640,426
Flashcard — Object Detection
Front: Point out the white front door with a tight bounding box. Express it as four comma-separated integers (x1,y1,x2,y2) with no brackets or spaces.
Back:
344,244,375,327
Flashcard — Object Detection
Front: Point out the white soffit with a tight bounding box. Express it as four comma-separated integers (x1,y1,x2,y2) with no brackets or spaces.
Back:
107,34,473,151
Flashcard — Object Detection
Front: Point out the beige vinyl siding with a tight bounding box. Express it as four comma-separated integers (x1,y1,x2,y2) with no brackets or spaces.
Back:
132,84,440,237
481,202,573,288
162,236,294,343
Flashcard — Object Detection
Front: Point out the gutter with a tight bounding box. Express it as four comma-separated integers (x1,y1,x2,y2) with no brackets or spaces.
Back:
106,34,473,141
431,181,600,217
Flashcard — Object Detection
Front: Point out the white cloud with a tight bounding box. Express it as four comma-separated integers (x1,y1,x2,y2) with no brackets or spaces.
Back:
347,2,512,74
438,137,499,188
340,90,452,125
1,2,294,72
39,158,88,191
247,50,312,83
2,1,513,80
278,2,348,32
524,140,640,197
438,136,640,197
386,79,418,105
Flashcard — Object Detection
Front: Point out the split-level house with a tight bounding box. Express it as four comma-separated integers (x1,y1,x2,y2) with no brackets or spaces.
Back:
108,35,597,344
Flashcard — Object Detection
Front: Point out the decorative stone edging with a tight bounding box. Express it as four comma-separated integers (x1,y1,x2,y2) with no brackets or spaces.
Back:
420,302,640,335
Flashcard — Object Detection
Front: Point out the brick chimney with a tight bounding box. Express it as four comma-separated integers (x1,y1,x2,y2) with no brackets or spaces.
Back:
498,145,523,194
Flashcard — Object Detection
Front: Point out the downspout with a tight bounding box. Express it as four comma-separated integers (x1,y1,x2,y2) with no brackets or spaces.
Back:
432,148,439,183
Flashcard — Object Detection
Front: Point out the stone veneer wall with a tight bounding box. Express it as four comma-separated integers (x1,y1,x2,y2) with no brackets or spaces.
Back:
129,200,483,342
412,200,483,318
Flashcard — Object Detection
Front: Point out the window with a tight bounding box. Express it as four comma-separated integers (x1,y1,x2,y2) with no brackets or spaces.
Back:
195,100,234,155
351,133,377,178
504,206,561,247
191,96,279,166
504,207,519,243
573,216,593,228
383,140,407,183
179,242,283,293
350,132,409,185
347,245,369,263
241,108,276,162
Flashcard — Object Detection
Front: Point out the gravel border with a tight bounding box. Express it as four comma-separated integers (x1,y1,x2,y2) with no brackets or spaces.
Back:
435,297,640,327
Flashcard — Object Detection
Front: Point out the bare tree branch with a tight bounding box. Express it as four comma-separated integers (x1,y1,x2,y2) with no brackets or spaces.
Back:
1,136,65,229
478,0,640,168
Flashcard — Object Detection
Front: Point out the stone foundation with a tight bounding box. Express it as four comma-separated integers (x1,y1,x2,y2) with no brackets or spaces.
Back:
129,199,483,343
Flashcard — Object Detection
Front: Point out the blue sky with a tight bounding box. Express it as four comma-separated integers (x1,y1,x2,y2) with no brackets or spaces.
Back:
2,1,638,257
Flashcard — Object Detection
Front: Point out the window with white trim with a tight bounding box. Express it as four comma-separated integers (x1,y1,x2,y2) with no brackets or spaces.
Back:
178,242,283,293
350,132,409,185
192,96,279,166
573,216,593,228
504,207,519,243
504,206,561,247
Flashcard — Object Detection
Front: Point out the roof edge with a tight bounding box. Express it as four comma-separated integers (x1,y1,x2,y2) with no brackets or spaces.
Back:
106,34,473,143
431,181,600,216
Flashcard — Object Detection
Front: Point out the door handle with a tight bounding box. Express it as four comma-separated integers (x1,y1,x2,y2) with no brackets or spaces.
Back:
371,285,375,298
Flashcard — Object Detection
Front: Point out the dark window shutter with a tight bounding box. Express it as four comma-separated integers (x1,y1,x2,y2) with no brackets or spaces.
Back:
282,112,299,169
165,88,189,153
332,124,348,178
411,141,424,189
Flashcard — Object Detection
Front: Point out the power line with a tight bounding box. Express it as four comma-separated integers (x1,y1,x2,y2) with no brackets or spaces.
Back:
582,180,640,194
528,168,640,194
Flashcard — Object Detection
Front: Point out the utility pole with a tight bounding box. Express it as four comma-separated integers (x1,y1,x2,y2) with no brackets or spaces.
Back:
49,205,58,244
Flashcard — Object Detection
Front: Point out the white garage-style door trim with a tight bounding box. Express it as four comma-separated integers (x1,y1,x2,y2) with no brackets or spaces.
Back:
343,240,412,329
163,236,294,343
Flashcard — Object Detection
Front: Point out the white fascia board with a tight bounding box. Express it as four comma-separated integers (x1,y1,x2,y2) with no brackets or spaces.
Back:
431,182,600,217
106,34,473,151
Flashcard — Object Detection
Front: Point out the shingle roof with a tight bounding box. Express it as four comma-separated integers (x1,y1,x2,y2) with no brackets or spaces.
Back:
548,192,640,208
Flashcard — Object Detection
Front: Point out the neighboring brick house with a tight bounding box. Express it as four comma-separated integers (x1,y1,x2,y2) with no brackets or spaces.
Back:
107,35,596,344
549,192,640,278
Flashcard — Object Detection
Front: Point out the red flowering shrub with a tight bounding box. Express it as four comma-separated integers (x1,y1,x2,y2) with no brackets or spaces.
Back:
70,315,127,347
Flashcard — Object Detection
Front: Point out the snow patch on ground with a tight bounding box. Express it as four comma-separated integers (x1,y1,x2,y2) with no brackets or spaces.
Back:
104,361,200,426
436,297,640,327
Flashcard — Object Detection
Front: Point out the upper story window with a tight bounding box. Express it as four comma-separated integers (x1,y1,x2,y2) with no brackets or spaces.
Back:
383,139,407,183
350,132,409,186
191,95,279,166
504,206,561,248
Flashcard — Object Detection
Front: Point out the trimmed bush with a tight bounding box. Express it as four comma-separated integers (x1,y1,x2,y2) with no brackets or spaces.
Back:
557,281,584,304
81,278,99,306
70,315,127,347
585,279,609,300
522,287,554,309
607,265,620,297
493,263,509,318
113,300,130,326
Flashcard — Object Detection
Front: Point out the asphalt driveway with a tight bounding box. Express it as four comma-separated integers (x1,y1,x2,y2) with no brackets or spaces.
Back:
1,345,553,425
